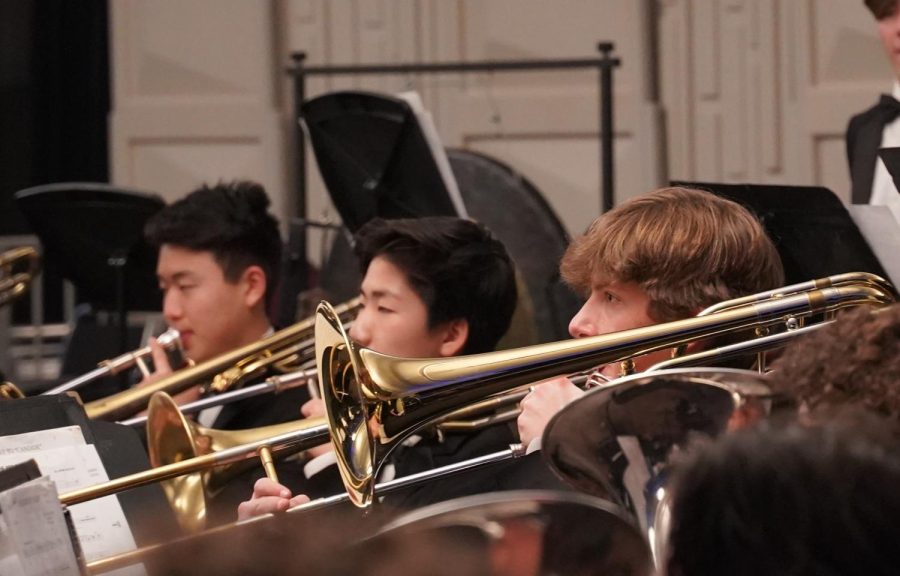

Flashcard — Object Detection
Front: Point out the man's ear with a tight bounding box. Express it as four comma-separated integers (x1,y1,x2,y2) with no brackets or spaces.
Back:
240,265,268,309
439,318,469,357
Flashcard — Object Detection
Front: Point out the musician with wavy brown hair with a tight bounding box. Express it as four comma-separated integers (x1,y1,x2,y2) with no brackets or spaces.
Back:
517,186,785,448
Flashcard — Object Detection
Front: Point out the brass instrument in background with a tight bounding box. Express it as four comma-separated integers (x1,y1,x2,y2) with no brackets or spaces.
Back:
0,247,41,400
83,298,359,421
0,246,41,308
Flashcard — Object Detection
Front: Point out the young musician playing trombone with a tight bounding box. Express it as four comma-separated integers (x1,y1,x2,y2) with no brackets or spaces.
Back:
141,180,310,430
516,186,785,450
238,216,520,519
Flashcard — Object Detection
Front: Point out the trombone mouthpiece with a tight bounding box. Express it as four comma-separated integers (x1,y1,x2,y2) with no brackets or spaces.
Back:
156,328,182,348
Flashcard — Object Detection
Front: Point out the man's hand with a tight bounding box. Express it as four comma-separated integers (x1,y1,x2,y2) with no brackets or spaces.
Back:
301,398,334,458
237,477,310,521
136,337,175,387
517,376,585,447
134,337,200,413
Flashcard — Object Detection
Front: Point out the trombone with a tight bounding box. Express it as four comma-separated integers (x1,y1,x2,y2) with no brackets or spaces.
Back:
82,298,359,421
55,280,892,515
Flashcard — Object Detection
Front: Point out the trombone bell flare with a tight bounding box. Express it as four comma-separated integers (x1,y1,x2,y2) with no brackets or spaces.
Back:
316,300,375,508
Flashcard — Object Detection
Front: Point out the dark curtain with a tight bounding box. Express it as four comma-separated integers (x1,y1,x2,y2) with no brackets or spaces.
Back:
0,0,109,320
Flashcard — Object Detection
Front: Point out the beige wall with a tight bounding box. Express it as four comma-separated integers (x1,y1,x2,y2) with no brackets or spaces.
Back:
109,0,892,252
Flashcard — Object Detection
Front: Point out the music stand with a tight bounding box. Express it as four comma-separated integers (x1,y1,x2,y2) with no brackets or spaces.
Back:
671,181,891,288
301,90,466,232
14,183,164,356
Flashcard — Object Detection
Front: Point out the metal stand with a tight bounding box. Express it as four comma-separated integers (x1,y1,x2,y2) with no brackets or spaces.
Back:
287,42,621,294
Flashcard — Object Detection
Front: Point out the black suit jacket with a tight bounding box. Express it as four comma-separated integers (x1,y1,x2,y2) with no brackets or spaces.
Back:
847,96,899,204
275,421,570,512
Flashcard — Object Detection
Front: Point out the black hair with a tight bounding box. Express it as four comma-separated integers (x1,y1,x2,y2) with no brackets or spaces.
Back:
666,416,900,576
353,217,517,355
866,0,898,19
144,180,282,310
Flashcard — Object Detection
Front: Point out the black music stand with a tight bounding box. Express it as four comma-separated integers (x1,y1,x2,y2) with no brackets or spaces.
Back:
14,183,164,356
671,181,890,287
301,91,465,232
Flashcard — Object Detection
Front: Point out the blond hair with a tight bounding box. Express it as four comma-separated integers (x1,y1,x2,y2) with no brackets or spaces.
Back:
560,187,784,321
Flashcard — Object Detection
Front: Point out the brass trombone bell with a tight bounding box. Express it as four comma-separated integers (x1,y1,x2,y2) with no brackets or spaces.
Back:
58,400,330,510
145,391,328,534
316,282,894,509
0,246,41,307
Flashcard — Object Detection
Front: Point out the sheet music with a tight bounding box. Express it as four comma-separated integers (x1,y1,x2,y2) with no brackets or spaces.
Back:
0,426,85,457
0,428,143,575
397,91,469,218
0,476,81,576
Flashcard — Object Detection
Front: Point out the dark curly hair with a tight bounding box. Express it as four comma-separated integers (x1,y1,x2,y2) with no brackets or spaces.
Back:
353,217,517,355
766,304,900,419
144,180,282,309
666,416,900,576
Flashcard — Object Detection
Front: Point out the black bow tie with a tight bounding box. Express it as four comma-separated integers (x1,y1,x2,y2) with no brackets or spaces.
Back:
878,94,900,121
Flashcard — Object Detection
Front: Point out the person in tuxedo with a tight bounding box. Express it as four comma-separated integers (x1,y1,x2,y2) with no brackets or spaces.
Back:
846,0,900,218
516,186,785,451
238,216,522,519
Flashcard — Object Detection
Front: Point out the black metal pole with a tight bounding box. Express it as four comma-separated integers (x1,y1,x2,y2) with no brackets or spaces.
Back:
290,52,309,298
598,42,615,213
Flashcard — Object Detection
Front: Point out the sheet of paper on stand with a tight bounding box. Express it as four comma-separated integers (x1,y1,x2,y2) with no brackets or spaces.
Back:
0,476,82,576
0,427,143,575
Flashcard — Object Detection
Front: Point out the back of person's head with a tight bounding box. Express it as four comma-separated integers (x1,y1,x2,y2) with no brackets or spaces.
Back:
767,304,900,420
865,0,897,19
353,217,517,355
144,180,282,309
560,186,784,322
666,417,900,576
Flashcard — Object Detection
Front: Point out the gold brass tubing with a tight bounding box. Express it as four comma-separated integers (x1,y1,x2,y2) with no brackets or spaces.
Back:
84,298,358,421
59,417,329,506
259,446,278,483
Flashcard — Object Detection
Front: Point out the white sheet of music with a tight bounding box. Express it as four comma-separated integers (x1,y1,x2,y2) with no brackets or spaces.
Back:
0,476,81,576
0,427,143,575
396,91,469,218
